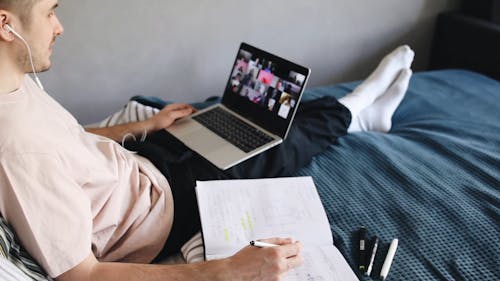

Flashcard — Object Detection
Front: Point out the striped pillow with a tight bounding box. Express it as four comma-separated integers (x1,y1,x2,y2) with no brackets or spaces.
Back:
0,258,33,281
180,232,205,263
0,218,52,281
97,100,160,128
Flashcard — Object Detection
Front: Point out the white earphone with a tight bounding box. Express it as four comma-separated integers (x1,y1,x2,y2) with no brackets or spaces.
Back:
4,24,44,90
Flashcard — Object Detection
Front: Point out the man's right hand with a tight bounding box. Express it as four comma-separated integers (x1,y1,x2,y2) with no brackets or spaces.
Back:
56,238,302,281
219,237,303,281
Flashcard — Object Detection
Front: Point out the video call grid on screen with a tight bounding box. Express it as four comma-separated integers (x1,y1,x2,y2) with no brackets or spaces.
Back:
227,49,306,120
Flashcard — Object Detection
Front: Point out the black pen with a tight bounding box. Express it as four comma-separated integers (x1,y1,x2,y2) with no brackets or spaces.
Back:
365,236,379,276
249,240,278,248
358,226,367,272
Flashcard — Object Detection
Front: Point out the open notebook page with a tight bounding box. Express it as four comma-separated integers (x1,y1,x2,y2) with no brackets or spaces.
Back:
195,176,358,281
196,177,333,256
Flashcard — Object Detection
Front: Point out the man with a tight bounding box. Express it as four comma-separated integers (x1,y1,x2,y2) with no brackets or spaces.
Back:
0,0,413,280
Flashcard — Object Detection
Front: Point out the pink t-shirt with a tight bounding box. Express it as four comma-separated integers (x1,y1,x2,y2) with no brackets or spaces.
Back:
0,76,174,277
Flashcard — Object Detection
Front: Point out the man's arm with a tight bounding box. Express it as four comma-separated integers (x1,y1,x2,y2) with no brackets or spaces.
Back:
57,238,303,281
85,103,196,142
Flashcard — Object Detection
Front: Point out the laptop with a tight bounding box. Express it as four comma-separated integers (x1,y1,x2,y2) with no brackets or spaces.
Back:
166,42,311,170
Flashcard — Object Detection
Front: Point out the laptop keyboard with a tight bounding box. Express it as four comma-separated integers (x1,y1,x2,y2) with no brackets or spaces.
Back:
192,107,275,153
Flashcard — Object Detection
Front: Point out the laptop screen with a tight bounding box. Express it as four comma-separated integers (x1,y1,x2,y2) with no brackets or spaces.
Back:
221,42,311,138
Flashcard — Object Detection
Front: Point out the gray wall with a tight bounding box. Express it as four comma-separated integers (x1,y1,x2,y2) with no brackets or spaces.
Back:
42,0,461,124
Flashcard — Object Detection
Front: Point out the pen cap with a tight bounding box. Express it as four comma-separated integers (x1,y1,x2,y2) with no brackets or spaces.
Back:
380,239,399,280
370,236,379,250
359,226,366,249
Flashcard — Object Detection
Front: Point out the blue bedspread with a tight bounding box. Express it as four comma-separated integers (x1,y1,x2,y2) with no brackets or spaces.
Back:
293,70,500,280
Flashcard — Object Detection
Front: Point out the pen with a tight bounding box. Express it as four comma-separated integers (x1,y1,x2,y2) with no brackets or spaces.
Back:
365,236,379,276
358,226,367,272
380,239,398,281
249,240,279,248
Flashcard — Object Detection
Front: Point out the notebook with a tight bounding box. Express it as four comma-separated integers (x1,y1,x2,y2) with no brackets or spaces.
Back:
166,42,311,170
195,177,359,281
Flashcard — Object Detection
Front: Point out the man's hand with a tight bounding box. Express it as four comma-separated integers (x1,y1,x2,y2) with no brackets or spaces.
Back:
220,238,303,281
148,103,196,131
56,237,302,281
86,103,195,142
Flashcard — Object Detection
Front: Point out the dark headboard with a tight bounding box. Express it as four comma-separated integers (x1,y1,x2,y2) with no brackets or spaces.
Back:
430,12,500,80
461,0,500,24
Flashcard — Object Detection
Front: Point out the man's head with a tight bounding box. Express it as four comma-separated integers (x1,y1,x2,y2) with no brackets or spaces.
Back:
0,0,63,74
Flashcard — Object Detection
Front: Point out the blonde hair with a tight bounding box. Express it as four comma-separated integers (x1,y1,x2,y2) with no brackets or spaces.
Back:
0,0,38,25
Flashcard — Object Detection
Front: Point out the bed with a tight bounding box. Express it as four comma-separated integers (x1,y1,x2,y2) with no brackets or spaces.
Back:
298,11,500,280
296,69,500,280
1,9,499,281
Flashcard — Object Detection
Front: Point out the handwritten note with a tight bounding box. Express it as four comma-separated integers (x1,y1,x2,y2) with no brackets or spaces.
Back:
195,176,358,281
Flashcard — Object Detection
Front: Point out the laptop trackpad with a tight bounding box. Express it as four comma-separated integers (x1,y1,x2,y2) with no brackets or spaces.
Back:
167,119,246,160
183,129,227,151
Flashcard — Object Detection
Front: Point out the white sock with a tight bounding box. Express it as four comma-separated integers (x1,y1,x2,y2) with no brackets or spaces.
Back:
348,69,412,133
339,45,414,119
